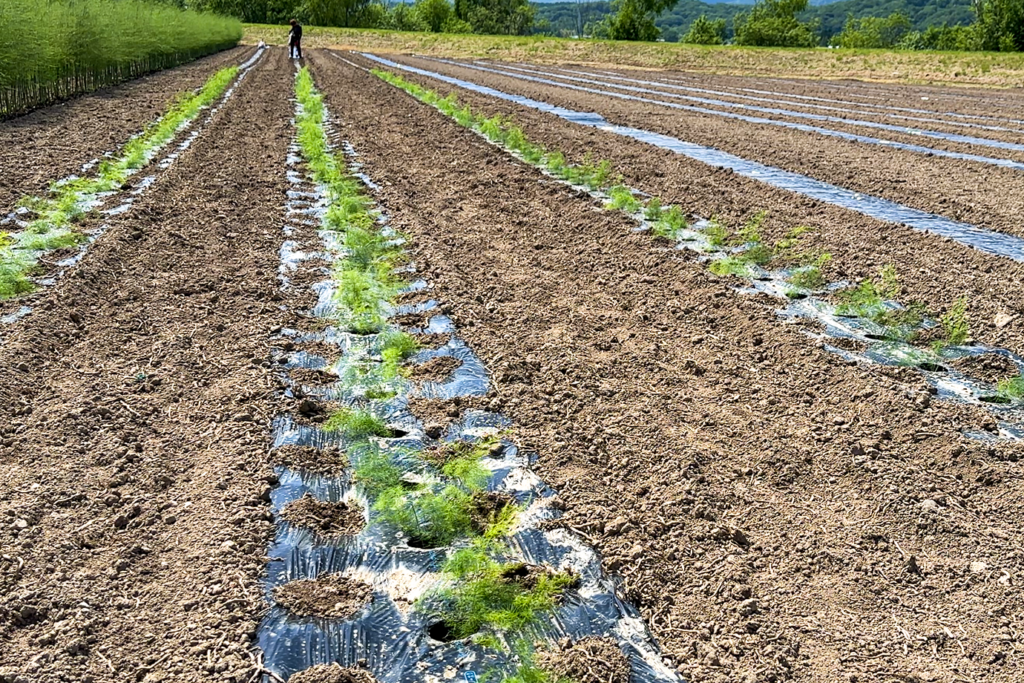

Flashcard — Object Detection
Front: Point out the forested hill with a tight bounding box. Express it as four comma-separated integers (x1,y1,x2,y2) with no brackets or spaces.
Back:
809,0,973,36
534,0,975,41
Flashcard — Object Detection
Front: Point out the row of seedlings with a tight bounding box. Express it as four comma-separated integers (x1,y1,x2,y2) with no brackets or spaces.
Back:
257,67,686,683
0,47,266,307
368,67,1024,441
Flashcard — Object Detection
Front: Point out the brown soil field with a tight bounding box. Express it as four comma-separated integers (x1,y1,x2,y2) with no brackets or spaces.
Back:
600,66,1024,121
3,45,1024,683
243,25,1024,89
312,52,1024,683
0,48,292,682
492,63,1024,148
368,53,1024,360
395,57,1024,244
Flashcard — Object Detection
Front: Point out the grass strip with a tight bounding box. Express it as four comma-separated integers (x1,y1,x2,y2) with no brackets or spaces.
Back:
323,406,392,439
2,0,241,118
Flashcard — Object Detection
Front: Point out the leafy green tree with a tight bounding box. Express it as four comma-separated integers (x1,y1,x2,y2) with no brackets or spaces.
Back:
834,12,911,48
682,13,726,43
733,0,819,47
191,0,302,23
442,15,475,31
357,1,389,27
302,0,372,26
603,0,678,40
973,0,1024,50
389,2,428,30
454,0,535,34
924,23,980,49
415,0,455,31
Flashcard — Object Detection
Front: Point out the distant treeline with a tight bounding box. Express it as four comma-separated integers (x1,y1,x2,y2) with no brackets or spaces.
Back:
195,0,535,35
533,0,975,43
213,0,1020,50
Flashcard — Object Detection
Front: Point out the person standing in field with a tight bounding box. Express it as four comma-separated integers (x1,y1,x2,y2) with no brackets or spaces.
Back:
288,19,303,59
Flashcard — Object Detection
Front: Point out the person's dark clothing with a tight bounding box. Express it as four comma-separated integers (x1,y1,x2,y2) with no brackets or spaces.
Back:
289,24,303,58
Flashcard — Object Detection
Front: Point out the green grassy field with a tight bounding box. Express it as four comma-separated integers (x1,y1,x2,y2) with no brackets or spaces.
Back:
244,23,1024,88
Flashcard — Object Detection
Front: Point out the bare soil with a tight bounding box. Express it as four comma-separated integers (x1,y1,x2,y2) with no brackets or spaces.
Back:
509,62,1024,150
281,494,365,536
289,366,339,388
413,332,452,349
394,288,435,306
310,51,1024,683
537,636,632,683
288,664,378,683
407,355,462,381
272,444,350,475
4,45,1024,683
407,396,494,437
391,311,432,329
401,57,1024,245
950,353,1020,384
243,25,1024,88
273,573,374,620
0,48,293,682
614,67,1024,121
0,46,254,214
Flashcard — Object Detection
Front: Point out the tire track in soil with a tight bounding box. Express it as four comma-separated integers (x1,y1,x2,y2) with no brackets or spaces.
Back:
405,56,1024,247
0,45,255,215
310,51,1024,683
0,48,295,682
363,53,1024,365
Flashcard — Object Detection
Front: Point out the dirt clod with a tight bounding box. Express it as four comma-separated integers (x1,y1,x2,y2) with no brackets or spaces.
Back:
288,664,379,683
280,495,364,536
406,396,492,431
537,636,631,683
272,444,349,475
407,355,462,382
950,353,1019,384
274,573,374,620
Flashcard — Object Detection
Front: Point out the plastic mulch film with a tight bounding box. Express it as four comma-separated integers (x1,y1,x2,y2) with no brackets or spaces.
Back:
262,83,684,683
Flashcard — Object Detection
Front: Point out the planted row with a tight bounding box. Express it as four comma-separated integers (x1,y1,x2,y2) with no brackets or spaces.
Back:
0,65,239,300
372,68,827,286
286,68,583,676
371,68,1024,409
